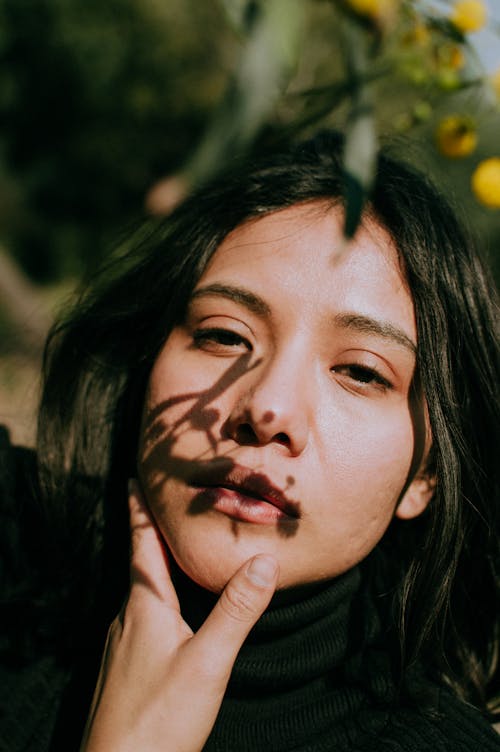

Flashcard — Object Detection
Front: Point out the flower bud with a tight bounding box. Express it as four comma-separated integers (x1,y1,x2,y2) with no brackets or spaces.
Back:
472,158,500,208
435,115,477,158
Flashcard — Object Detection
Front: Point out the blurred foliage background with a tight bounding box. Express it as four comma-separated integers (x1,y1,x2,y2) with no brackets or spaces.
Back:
0,0,499,443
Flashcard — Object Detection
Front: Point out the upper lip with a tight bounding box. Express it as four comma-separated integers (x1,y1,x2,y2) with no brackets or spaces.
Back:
190,461,300,518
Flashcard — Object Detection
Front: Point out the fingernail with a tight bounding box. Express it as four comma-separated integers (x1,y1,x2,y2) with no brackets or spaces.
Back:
247,555,278,587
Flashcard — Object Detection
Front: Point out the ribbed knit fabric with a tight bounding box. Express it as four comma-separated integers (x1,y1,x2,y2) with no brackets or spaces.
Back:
177,566,392,750
175,566,500,752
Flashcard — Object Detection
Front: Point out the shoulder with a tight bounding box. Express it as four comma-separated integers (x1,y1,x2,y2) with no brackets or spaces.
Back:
0,425,41,622
377,689,500,751
0,423,36,484
0,424,40,604
0,426,70,752
0,423,56,650
0,425,69,665
0,422,35,506
0,427,99,752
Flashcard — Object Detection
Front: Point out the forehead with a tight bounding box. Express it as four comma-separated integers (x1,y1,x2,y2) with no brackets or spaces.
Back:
197,202,415,337
207,201,402,275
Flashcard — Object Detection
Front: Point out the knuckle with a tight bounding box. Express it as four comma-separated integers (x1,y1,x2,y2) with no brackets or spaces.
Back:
220,582,259,623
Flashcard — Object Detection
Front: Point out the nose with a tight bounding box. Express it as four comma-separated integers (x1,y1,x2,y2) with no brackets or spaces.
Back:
223,352,309,456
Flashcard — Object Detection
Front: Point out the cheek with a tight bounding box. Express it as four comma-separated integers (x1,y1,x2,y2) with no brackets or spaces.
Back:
317,408,415,526
143,351,189,419
141,334,238,458
358,433,413,494
314,436,412,573
140,353,205,457
322,397,414,475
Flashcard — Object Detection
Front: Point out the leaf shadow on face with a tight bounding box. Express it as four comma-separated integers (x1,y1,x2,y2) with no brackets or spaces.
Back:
140,351,301,539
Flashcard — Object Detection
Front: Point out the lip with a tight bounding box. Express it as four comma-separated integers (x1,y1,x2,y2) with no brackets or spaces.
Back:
190,462,300,522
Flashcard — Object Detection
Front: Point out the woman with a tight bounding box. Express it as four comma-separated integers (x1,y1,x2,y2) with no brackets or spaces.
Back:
1,131,499,751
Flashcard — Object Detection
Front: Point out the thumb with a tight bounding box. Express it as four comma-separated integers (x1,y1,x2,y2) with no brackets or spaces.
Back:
190,555,279,676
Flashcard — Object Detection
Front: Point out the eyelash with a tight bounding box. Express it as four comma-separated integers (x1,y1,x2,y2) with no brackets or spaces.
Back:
193,328,393,391
332,364,393,391
193,327,250,350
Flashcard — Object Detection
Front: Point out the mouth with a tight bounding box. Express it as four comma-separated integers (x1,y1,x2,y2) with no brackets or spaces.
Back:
189,462,300,524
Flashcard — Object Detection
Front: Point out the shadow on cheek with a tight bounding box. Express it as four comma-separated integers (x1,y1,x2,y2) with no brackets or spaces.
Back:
137,352,301,540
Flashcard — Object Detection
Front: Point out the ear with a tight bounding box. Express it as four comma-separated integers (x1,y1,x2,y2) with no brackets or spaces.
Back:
395,472,436,520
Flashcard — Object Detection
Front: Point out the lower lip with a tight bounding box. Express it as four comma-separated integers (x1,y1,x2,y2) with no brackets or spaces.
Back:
198,487,289,525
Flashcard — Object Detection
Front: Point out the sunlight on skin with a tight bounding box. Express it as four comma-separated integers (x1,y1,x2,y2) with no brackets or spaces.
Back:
137,202,433,594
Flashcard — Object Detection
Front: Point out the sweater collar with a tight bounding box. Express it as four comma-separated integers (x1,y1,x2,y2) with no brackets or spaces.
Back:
175,562,395,750
229,567,363,693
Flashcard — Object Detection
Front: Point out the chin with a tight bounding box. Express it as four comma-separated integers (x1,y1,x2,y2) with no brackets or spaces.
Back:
168,545,319,595
167,544,256,594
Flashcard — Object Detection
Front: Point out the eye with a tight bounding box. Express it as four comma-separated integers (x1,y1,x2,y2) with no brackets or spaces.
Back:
332,364,393,392
192,327,251,354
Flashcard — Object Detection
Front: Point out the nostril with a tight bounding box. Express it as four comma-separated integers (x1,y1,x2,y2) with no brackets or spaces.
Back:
274,432,289,445
236,423,259,445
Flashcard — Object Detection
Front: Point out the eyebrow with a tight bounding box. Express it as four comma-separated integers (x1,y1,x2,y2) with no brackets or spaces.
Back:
190,283,416,355
334,313,416,355
190,283,271,317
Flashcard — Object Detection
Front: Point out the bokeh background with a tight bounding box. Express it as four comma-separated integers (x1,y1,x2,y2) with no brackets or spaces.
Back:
1,0,499,445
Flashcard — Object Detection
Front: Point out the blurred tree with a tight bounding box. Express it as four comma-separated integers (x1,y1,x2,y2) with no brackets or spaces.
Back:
0,0,499,288
0,0,232,282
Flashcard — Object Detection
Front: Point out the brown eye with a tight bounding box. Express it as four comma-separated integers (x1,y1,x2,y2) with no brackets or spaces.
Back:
193,328,251,352
332,364,392,390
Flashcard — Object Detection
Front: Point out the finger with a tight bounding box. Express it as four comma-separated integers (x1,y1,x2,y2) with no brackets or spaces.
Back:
128,478,179,609
191,554,279,677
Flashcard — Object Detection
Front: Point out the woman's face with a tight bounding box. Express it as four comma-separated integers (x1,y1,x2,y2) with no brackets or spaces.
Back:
138,202,432,592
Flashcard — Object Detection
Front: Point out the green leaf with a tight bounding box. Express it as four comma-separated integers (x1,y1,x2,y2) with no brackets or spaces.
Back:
343,99,377,237
341,17,378,237
219,0,258,34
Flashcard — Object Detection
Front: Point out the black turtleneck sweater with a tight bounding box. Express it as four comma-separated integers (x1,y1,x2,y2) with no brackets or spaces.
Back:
1,426,499,751
174,565,500,752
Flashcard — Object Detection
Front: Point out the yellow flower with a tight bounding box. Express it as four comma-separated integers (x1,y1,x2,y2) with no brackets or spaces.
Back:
449,46,465,70
450,0,487,33
472,158,500,208
402,21,430,47
412,23,430,46
345,0,399,25
435,115,477,158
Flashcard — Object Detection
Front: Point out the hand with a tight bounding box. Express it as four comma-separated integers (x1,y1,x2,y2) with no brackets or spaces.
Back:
80,479,279,752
